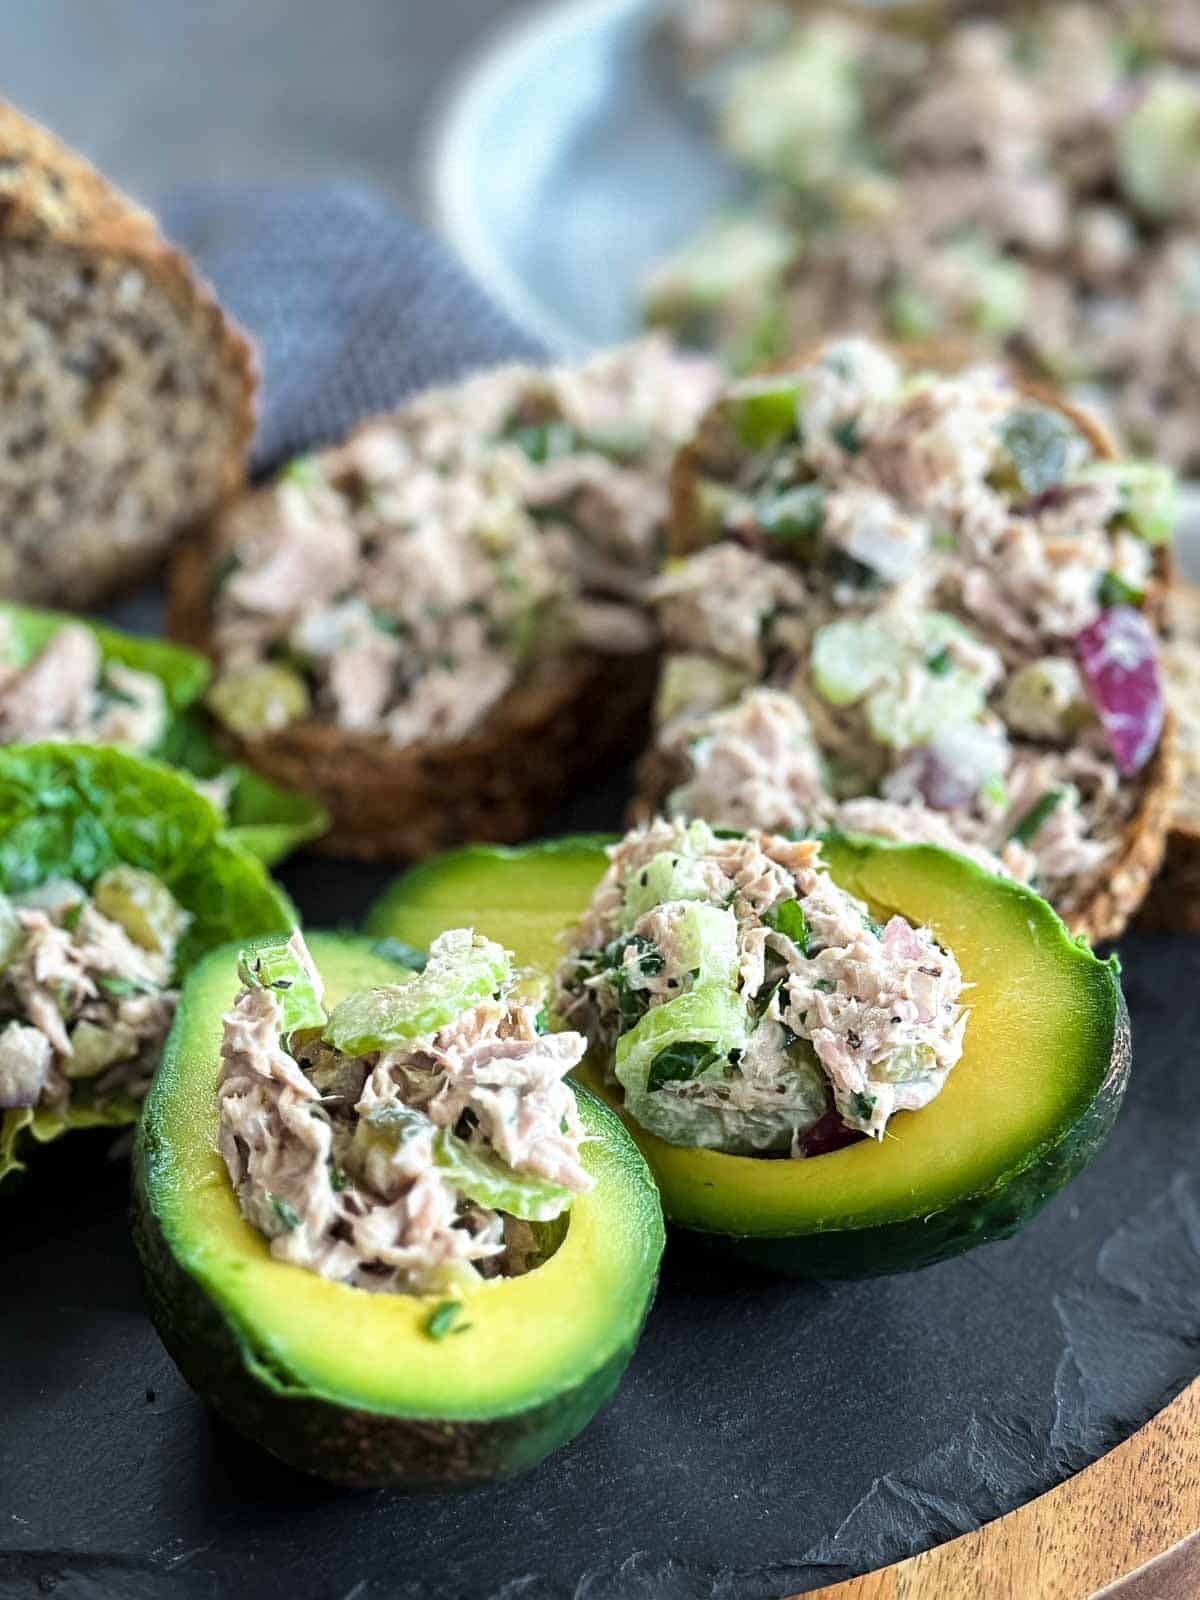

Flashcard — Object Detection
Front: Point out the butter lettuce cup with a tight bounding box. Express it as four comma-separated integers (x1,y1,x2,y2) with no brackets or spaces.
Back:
0,743,295,1188
647,338,1177,945
169,340,722,861
133,928,664,1489
0,601,326,865
368,823,1129,1279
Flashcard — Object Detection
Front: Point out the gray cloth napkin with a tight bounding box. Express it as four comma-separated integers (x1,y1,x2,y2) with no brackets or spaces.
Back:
160,183,547,475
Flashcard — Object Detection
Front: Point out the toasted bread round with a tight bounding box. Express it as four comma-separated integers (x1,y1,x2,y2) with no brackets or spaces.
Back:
1138,580,1200,931
657,360,1178,943
0,101,257,604
169,536,654,862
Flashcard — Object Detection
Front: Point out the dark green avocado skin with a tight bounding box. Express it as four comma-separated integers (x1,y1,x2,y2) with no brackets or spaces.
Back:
688,995,1131,1280
131,1119,657,1489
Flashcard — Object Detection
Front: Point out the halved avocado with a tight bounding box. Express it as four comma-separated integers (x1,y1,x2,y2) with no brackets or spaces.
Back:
132,932,665,1488
368,835,1129,1277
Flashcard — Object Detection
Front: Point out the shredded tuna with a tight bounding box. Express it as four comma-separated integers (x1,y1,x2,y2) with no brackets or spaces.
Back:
207,338,721,747
0,871,187,1114
218,931,594,1294
644,337,1166,916
557,818,967,1151
653,1,1200,473
0,620,168,753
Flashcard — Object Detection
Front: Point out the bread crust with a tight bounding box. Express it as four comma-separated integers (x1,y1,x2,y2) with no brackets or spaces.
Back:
659,361,1179,942
0,101,258,603
1137,580,1200,931
169,536,655,861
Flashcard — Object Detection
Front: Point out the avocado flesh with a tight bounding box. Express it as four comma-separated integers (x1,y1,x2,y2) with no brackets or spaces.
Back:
133,932,665,1487
369,835,1128,1277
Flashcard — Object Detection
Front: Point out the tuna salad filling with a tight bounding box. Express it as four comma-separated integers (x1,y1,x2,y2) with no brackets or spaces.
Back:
647,339,1169,915
555,819,967,1154
205,338,721,748
650,2,1200,472
0,619,168,752
218,930,594,1294
0,868,189,1115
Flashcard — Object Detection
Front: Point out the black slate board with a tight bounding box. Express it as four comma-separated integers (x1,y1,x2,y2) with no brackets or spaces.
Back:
2,191,1200,1600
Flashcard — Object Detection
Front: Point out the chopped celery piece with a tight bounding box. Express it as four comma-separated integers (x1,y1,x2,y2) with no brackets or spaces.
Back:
666,902,740,988
1074,460,1176,545
724,376,805,450
238,932,327,1041
1117,75,1200,221
876,1043,937,1084
432,1128,573,1222
619,828,719,929
615,984,748,1141
208,663,310,738
811,617,905,706
887,283,942,341
655,654,751,727
65,1020,138,1079
997,407,1083,497
93,866,190,959
324,929,510,1053
866,671,988,752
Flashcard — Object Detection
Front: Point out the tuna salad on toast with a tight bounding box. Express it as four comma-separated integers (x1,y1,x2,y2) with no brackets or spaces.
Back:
650,1,1200,473
171,338,721,860
638,338,1176,939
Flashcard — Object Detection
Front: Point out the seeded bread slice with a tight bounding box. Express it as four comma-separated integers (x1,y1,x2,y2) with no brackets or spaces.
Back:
0,102,257,604
654,370,1177,945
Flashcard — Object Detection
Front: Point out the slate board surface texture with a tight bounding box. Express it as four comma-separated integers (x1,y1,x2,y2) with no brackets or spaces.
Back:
1,190,1198,1600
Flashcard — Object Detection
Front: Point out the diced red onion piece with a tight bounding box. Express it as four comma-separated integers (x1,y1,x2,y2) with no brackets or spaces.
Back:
793,1110,863,1159
1074,606,1165,777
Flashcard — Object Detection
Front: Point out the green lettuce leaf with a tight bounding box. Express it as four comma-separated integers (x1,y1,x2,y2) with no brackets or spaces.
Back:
0,601,209,712
0,606,326,865
0,743,297,1187
156,710,328,865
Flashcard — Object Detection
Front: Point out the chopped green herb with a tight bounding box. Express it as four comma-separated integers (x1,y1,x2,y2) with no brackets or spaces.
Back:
1098,571,1144,608
926,647,953,676
270,1194,301,1231
535,1005,550,1036
369,938,428,973
813,979,836,994
832,416,862,454
764,899,810,954
647,1039,723,1093
756,483,825,544
425,1300,471,1341
1010,788,1067,846
505,420,580,464
852,1091,877,1122
328,1163,348,1193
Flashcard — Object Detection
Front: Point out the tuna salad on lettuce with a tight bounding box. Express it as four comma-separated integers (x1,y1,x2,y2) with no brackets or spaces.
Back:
0,604,326,865
643,338,1171,924
555,819,967,1154
0,744,295,1186
218,929,593,1293
201,338,721,749
650,0,1200,471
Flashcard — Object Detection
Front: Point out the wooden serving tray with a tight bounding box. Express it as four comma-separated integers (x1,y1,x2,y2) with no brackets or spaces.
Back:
804,1378,1200,1599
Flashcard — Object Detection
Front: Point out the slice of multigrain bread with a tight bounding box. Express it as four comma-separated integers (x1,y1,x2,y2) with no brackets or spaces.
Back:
0,102,257,604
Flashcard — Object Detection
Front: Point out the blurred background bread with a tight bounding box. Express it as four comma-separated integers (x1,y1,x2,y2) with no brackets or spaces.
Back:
0,101,256,604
